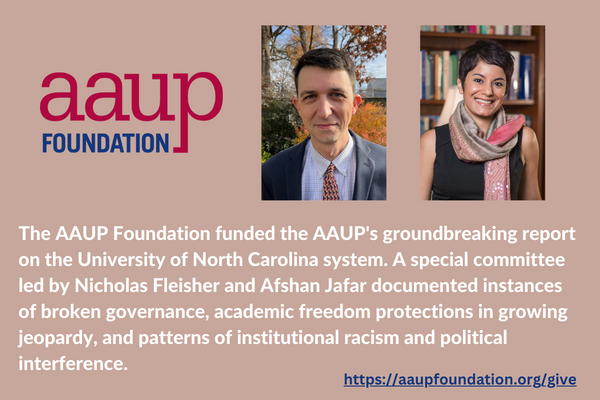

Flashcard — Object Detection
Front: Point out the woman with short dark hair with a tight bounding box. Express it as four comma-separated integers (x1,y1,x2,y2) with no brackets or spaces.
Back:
420,40,542,200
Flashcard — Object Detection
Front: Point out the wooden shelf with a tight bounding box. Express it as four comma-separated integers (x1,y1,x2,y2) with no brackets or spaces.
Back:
421,32,536,41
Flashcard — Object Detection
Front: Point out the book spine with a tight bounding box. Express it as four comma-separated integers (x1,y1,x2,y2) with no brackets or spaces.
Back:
426,55,433,100
434,53,441,100
495,25,506,35
519,54,533,100
442,50,450,100
450,52,458,88
509,51,520,100
421,50,426,99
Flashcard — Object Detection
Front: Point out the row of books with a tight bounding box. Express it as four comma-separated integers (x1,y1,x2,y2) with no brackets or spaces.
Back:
420,115,439,136
421,50,461,101
420,114,532,136
421,26,532,36
420,50,534,101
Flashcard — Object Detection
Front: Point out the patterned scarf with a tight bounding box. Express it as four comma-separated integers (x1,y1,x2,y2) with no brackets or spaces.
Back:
449,101,525,200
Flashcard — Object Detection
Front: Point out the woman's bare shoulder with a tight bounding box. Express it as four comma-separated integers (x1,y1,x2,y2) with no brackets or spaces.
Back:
420,129,436,148
521,126,538,147
520,126,540,167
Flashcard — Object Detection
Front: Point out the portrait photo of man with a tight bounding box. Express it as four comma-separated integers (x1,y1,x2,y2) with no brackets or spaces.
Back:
261,48,387,201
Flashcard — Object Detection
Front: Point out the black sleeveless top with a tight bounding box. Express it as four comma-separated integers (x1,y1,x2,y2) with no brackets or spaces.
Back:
432,124,524,200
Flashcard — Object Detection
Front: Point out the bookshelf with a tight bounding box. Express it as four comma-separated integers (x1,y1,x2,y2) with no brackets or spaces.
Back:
421,26,545,198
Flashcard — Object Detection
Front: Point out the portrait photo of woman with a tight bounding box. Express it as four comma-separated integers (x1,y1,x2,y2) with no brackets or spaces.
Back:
420,38,543,201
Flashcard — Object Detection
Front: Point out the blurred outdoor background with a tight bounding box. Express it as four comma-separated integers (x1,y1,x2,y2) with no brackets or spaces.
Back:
261,25,387,162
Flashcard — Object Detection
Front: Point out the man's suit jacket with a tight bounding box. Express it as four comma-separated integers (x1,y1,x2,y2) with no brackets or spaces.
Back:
262,130,386,200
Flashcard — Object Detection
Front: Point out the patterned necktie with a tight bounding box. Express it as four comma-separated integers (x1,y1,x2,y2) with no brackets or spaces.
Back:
323,162,340,201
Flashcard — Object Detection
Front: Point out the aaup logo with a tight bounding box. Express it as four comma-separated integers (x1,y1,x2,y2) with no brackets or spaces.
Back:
40,73,223,154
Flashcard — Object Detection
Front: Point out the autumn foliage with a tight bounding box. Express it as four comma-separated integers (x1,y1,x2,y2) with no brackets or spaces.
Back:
348,102,387,146
340,25,387,87
285,26,328,65
262,82,302,160
295,102,387,147
262,25,386,87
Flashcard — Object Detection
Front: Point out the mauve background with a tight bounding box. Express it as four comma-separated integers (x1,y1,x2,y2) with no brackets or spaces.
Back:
1,1,598,399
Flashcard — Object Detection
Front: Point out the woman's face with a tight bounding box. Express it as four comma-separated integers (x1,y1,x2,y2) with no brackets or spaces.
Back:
458,61,507,125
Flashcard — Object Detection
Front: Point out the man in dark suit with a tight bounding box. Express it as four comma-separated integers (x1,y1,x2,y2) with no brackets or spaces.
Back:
262,48,386,201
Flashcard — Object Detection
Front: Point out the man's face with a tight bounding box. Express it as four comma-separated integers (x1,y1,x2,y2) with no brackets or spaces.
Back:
292,66,361,149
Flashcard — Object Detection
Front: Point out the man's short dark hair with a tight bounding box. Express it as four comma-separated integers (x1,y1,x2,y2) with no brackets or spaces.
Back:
293,48,357,95
458,40,514,93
